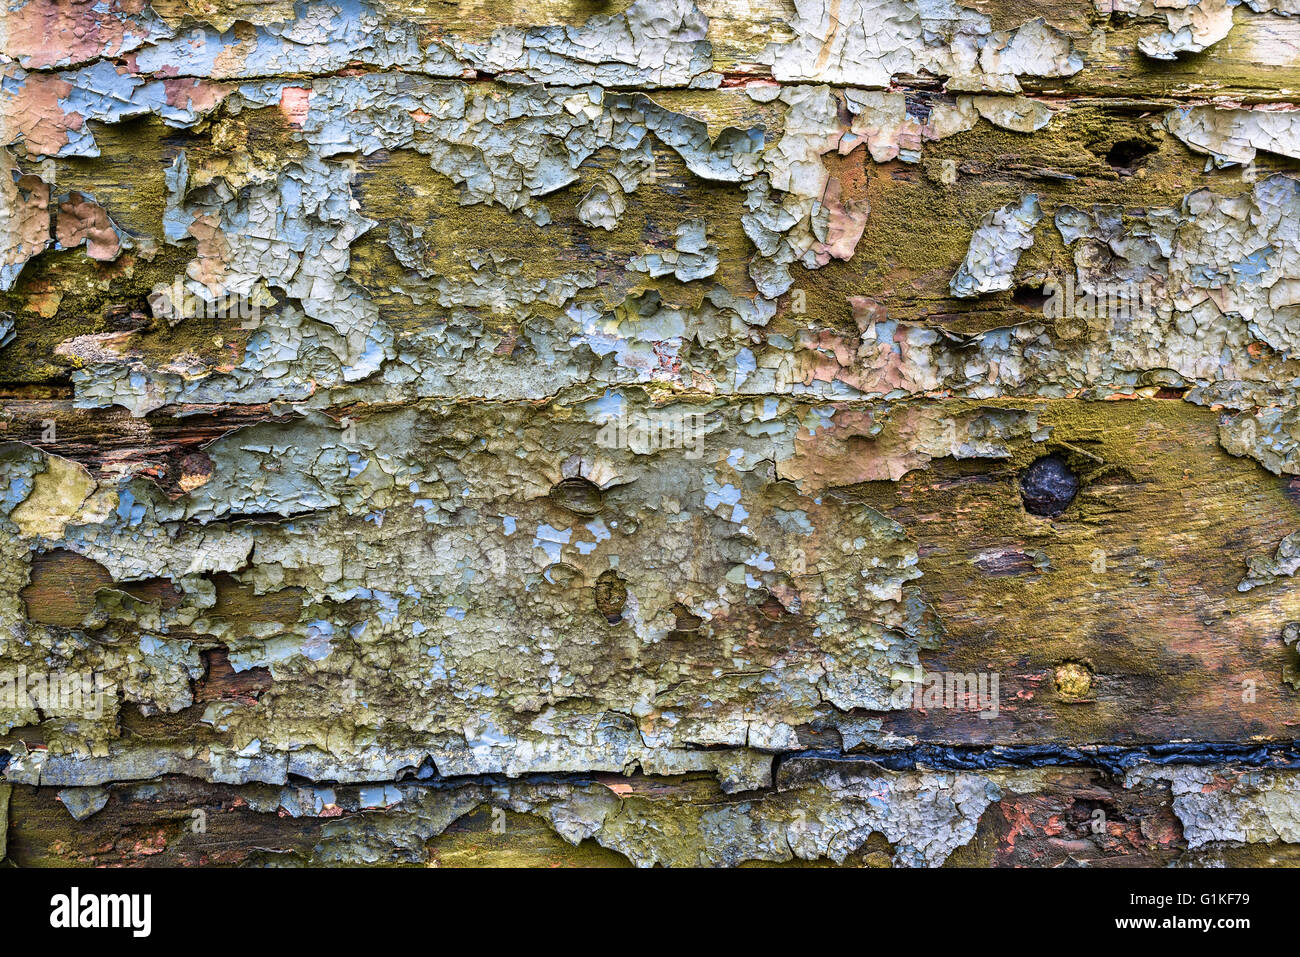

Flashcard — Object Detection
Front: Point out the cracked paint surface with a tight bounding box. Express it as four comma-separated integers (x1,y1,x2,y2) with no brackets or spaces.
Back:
2,0,1300,867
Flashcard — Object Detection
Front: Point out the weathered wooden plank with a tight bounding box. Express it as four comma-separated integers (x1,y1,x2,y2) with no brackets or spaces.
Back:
3,394,1298,759
4,0,1300,870
6,764,1300,867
